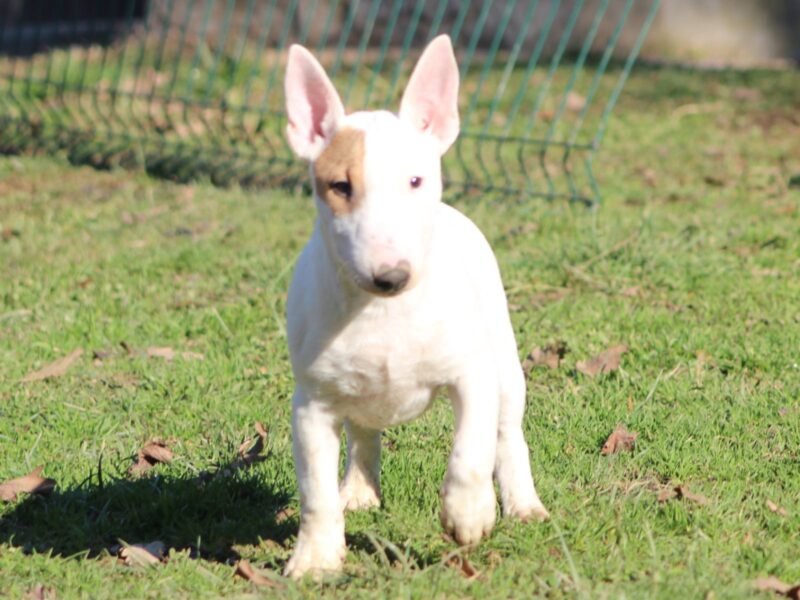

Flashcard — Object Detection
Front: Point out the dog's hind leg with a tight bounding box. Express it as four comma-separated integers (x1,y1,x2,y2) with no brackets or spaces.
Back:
340,419,382,511
494,366,550,522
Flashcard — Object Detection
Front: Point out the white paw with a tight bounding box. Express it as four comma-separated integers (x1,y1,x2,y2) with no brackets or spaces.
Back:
504,500,550,522
340,477,381,511
283,530,345,579
440,479,497,545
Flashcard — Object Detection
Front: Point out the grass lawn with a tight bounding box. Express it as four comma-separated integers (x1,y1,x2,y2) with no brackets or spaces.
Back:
1,65,799,598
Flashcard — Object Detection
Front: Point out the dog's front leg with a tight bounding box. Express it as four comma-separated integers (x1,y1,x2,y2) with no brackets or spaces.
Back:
440,372,499,545
284,391,346,579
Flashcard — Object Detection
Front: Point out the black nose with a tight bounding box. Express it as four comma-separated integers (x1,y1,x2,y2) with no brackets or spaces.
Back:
372,265,410,293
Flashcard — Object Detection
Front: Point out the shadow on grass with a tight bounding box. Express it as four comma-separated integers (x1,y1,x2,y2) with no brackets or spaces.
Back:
0,470,293,563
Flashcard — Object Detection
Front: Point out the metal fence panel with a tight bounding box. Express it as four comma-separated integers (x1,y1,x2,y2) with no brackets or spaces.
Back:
0,0,660,203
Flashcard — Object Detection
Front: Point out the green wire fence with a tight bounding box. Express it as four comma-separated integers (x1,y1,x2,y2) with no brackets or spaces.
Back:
0,0,660,204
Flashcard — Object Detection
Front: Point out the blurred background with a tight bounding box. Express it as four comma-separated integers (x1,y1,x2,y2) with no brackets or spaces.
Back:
0,0,797,201
2,0,798,66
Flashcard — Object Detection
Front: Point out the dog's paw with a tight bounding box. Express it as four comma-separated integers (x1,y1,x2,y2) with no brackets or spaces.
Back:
440,479,496,545
505,500,550,522
283,536,345,580
340,477,381,511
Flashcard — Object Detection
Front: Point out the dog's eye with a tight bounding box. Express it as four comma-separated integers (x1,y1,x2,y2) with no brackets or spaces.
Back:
410,176,423,189
329,180,352,198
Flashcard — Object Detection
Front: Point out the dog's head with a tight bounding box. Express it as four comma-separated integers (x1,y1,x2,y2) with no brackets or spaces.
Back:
284,36,459,296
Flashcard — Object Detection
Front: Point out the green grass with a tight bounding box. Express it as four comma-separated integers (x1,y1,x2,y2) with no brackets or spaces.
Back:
1,65,799,598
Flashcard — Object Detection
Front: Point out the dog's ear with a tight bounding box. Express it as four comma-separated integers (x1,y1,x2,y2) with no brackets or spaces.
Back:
284,44,345,161
399,35,460,155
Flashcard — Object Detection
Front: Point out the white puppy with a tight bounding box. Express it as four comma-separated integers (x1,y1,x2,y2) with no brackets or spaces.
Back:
283,35,549,579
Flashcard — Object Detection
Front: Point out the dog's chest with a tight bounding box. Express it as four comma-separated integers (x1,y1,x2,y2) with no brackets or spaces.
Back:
304,307,453,428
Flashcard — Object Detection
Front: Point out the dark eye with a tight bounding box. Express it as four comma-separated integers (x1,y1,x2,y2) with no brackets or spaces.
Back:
329,180,352,198
410,176,423,189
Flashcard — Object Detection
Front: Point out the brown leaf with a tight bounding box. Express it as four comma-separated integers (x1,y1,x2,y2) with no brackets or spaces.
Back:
2,227,21,241
275,506,297,524
600,425,638,455
621,286,642,298
0,466,56,502
658,484,709,506
754,576,800,599
235,559,283,588
21,349,83,382
657,487,678,503
146,347,175,360
26,584,56,600
529,288,569,306
129,440,173,477
675,485,709,506
767,499,789,517
522,341,569,374
537,109,555,122
119,541,166,567
92,349,113,361
198,423,269,482
445,554,480,580
237,422,267,466
576,345,628,377
703,174,725,187
566,91,586,112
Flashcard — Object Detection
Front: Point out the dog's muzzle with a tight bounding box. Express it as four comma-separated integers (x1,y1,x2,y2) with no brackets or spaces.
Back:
372,261,411,294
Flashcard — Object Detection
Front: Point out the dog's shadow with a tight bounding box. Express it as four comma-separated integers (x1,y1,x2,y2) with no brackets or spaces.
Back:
0,467,294,563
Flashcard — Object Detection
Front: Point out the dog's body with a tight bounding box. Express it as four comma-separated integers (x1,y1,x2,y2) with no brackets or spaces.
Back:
283,36,548,578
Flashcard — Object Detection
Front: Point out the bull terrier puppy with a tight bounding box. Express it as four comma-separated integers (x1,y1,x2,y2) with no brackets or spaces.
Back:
282,35,549,578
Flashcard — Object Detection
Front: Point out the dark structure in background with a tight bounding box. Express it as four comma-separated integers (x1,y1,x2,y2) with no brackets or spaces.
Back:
0,0,148,55
1,1,798,65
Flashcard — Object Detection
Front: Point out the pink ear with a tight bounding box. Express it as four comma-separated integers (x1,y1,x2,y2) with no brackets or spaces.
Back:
398,35,460,154
284,44,345,161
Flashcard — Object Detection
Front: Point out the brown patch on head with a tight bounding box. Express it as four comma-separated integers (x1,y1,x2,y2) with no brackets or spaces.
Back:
312,128,365,215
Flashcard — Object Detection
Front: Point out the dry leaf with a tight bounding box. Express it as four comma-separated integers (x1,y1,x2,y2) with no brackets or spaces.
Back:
530,288,569,306
754,576,800,599
576,345,628,377
703,174,725,187
2,227,21,241
92,349,113,361
676,485,709,505
600,425,638,455
119,541,166,567
566,91,587,111
522,341,569,374
445,554,480,580
146,347,175,360
0,466,56,502
129,440,173,476
275,507,297,524
621,286,642,298
537,109,555,122
181,351,205,361
26,584,56,600
235,559,283,588
198,423,268,482
657,487,678,503
21,349,83,382
767,499,789,517
658,485,709,506
236,422,267,466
